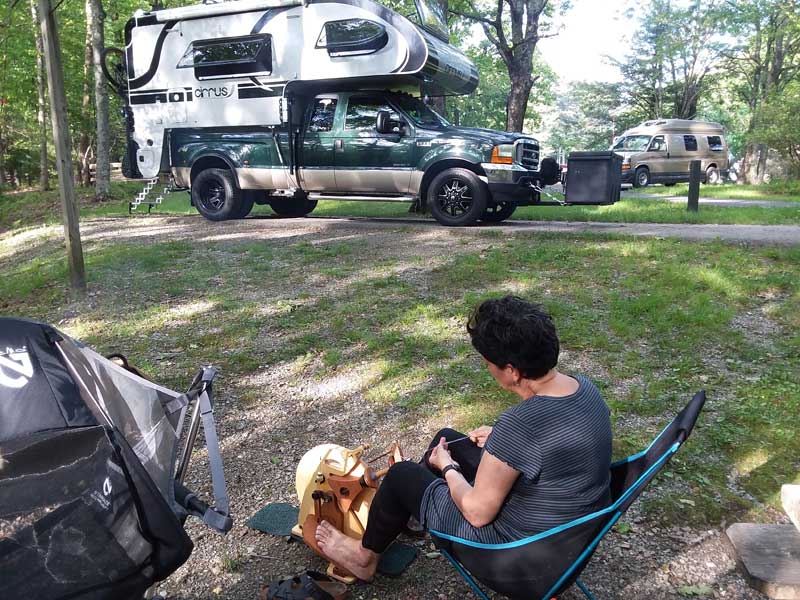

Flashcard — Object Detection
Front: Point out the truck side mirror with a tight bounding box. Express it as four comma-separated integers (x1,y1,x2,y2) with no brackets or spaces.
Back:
376,110,393,134
376,110,403,134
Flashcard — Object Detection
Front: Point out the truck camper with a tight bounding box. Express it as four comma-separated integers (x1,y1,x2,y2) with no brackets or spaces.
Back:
107,0,567,225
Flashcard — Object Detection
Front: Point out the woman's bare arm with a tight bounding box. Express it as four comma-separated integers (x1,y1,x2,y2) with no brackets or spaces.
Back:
426,444,517,529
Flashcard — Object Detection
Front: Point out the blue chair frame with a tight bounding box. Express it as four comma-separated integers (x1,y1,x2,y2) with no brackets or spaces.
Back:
429,391,706,600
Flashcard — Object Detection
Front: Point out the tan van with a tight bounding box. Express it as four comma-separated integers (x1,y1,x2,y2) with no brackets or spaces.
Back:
611,119,729,188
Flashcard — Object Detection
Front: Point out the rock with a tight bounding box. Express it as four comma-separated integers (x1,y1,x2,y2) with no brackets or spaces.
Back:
726,523,800,599
783,485,800,533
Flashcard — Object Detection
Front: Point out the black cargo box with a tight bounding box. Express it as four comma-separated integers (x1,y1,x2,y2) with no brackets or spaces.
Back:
564,151,622,205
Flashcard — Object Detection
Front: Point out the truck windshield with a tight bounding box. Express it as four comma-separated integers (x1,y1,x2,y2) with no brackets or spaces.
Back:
612,135,651,152
392,95,449,129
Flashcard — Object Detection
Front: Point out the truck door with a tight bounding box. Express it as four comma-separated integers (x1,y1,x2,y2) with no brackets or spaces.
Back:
298,96,339,191
335,94,413,194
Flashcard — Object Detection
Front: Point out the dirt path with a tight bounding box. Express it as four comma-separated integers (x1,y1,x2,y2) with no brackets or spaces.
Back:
5,215,777,600
73,213,800,247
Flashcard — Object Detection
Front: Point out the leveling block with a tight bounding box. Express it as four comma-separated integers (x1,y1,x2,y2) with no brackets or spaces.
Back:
246,502,417,577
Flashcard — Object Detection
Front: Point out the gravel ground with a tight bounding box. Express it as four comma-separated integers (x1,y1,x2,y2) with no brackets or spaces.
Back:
10,215,781,600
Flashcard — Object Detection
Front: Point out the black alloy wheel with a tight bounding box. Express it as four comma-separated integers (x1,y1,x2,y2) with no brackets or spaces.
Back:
191,168,242,221
428,168,488,226
481,202,517,223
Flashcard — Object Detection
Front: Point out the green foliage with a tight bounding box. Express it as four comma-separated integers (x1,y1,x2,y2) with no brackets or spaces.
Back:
446,43,555,132
546,81,637,153
753,81,800,177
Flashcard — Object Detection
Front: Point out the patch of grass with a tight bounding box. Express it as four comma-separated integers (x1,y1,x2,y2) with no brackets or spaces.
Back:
636,181,800,202
2,224,798,528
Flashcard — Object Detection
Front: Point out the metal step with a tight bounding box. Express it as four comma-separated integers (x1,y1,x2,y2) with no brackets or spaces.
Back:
307,193,416,203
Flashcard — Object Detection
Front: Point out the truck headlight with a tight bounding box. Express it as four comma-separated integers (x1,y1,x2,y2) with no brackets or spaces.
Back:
622,164,631,170
490,144,514,164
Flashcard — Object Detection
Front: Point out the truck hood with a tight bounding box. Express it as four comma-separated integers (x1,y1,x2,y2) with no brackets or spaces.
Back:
425,125,537,145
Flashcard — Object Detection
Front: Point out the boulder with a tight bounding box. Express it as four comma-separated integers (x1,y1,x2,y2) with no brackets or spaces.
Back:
783,485,800,533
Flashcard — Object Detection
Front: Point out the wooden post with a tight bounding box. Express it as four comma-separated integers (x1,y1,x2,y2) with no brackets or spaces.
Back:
687,160,701,213
38,0,87,296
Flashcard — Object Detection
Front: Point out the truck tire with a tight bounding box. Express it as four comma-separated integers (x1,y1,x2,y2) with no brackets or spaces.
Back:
269,193,318,217
233,191,256,219
428,168,488,226
481,202,516,223
633,167,650,188
192,168,242,221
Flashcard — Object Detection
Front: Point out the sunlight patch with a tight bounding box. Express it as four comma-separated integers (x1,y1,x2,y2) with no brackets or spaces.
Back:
736,448,770,476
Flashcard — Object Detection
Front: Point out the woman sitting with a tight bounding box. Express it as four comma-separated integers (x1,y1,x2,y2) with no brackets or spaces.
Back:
315,296,612,581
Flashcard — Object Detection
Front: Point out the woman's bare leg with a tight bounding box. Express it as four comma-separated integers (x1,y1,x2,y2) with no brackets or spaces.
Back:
315,520,379,581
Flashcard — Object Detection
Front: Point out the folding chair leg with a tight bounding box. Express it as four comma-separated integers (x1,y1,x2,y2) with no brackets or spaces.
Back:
439,549,490,600
576,579,597,600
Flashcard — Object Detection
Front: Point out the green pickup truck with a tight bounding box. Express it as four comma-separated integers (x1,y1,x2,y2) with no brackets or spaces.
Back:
169,91,557,226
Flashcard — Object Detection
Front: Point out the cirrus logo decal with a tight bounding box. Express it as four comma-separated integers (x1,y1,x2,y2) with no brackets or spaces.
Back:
194,86,232,99
0,347,34,389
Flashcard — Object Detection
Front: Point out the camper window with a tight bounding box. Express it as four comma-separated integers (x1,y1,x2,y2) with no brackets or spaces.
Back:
707,135,723,152
316,19,388,57
308,98,338,132
177,34,272,80
346,97,394,130
683,135,698,152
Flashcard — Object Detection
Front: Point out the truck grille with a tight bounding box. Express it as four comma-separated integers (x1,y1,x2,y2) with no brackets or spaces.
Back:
516,140,540,170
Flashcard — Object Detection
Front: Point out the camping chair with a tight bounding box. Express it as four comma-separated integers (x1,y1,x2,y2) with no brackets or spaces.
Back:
430,390,706,600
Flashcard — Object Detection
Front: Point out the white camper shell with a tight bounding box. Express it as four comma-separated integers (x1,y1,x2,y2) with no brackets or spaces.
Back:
122,0,477,180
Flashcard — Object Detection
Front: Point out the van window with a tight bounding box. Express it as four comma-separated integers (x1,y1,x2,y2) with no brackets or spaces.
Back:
683,135,698,152
648,135,666,152
308,98,338,133
316,19,388,57
177,34,272,80
612,135,651,152
707,135,724,152
345,96,392,130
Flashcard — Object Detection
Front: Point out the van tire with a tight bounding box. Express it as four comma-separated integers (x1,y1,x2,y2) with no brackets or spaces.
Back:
269,193,318,217
633,167,650,188
481,202,516,223
705,166,721,185
192,168,242,221
428,168,488,226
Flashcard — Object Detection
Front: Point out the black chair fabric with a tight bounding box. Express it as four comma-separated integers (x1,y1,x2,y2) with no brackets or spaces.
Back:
431,391,706,600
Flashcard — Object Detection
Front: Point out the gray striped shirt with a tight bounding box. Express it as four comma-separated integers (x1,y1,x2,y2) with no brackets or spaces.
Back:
421,376,612,544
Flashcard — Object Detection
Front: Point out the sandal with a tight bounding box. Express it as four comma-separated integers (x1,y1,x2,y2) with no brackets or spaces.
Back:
259,570,349,600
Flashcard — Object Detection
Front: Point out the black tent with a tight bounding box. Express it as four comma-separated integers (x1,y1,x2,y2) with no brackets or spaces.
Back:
0,317,232,599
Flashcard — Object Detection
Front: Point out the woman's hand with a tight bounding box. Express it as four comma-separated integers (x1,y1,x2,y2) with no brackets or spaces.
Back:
468,425,493,448
428,437,454,472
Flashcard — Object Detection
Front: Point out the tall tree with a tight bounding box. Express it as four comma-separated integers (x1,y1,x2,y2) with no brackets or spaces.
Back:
615,0,725,121
451,0,562,132
30,0,50,191
78,10,92,187
723,0,800,183
87,0,110,200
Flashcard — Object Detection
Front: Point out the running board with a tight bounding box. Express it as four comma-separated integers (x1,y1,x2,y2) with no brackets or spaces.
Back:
307,193,416,203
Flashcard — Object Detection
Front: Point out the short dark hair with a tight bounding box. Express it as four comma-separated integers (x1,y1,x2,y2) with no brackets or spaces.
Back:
467,296,559,379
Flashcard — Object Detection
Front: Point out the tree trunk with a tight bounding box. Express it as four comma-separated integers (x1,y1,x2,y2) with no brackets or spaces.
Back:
87,0,110,200
506,72,534,132
78,15,92,187
30,0,50,191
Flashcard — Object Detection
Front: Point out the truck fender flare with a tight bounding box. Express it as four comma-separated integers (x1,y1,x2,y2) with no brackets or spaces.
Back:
418,159,486,207
190,153,241,189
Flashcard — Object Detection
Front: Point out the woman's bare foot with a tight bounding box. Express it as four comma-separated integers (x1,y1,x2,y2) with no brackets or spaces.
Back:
315,521,379,581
